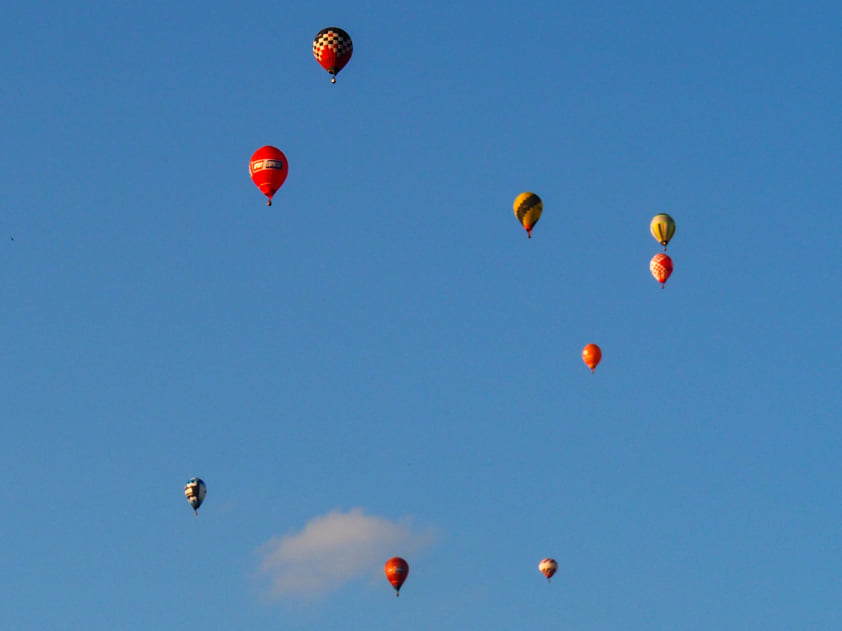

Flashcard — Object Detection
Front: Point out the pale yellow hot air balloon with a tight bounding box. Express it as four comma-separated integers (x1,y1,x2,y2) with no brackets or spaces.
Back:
650,213,676,250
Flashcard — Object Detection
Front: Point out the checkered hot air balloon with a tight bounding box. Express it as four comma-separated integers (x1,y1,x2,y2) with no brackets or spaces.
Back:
313,27,353,83
184,477,206,515
650,253,673,288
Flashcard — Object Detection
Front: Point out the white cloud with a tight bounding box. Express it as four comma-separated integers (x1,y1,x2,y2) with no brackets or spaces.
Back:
257,508,436,600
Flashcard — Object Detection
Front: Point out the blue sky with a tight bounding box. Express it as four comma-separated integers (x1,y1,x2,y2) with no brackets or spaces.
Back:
1,1,841,629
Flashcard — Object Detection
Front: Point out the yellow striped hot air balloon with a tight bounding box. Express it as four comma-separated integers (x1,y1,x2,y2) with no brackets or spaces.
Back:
513,192,542,238
650,213,676,250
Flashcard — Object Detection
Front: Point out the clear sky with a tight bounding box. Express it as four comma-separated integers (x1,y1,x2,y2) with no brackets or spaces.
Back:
1,1,840,629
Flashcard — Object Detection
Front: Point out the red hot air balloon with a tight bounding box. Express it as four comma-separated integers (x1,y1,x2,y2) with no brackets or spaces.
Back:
582,344,602,373
249,146,288,206
384,557,409,596
313,27,353,83
650,253,673,288
539,558,558,582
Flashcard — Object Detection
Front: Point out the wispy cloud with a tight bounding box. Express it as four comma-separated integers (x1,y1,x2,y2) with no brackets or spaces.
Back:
257,508,437,600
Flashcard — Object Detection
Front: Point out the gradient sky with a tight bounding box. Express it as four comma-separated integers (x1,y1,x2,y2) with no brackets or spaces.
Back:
1,2,841,630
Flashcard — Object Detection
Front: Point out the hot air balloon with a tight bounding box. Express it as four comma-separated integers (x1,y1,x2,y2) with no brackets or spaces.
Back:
539,558,558,582
513,192,542,238
184,477,206,515
384,557,409,596
650,213,676,250
313,27,353,83
650,253,673,288
249,146,289,206
582,344,602,373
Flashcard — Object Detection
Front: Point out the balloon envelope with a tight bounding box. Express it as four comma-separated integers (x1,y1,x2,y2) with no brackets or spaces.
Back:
384,557,409,595
249,146,288,205
313,27,353,82
582,344,602,372
513,192,542,238
650,213,676,250
650,253,673,287
184,477,206,514
539,558,558,581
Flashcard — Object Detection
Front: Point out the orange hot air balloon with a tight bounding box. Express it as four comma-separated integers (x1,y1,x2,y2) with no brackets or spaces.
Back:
384,557,409,596
582,344,602,373
249,146,289,206
539,558,558,582
650,253,673,288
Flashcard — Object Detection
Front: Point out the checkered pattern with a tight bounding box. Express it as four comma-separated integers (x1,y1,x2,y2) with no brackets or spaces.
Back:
313,27,353,71
650,253,673,285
